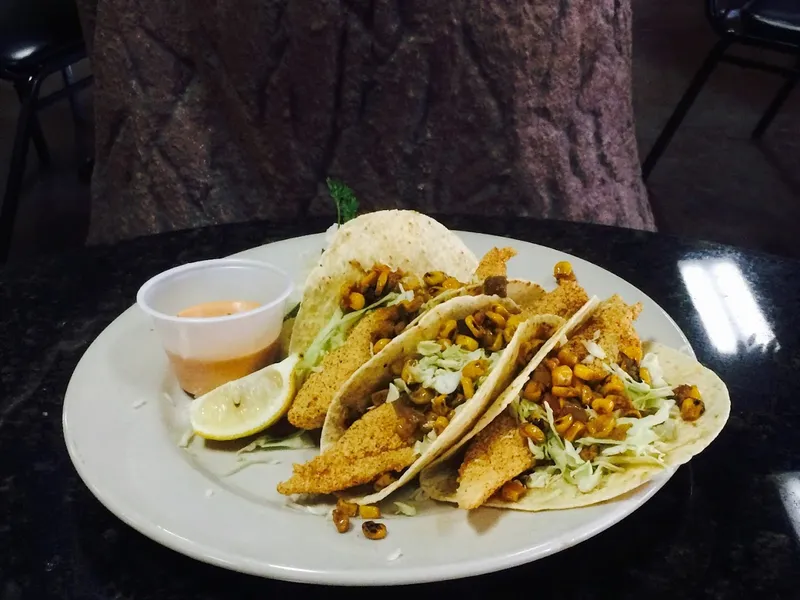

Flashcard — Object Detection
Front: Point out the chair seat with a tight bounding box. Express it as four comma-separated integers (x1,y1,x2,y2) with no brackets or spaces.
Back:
743,0,800,47
0,0,84,74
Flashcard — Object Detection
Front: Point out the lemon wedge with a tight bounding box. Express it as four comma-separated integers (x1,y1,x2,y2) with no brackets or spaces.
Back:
189,353,300,441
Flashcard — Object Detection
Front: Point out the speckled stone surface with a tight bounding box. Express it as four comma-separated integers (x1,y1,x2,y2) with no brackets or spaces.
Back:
1,217,798,598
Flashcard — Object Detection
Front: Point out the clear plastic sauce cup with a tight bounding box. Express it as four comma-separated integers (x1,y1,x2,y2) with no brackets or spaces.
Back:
136,258,293,397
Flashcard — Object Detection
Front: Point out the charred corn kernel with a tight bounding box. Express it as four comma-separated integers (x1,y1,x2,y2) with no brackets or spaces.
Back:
554,414,574,435
374,473,397,491
461,376,476,399
500,479,527,502
433,415,450,435
557,347,579,367
551,386,581,398
362,521,387,540
563,421,586,442
336,498,359,517
591,396,615,415
622,408,642,419
410,386,435,406
610,423,632,440
522,380,543,402
401,359,417,384
375,269,389,295
455,334,479,351
553,261,573,279
552,365,574,387
532,365,552,386
601,375,625,396
442,277,462,290
485,311,506,328
432,394,449,416
424,271,447,286
573,363,607,382
439,319,458,339
680,397,705,421
348,292,366,311
639,367,652,386
438,338,453,349
621,344,642,363
359,270,378,290
332,508,350,533
492,304,511,319
465,315,482,337
580,384,594,406
544,358,560,371
462,360,486,380
359,504,381,519
520,423,546,444
489,332,505,352
372,338,391,354
586,414,616,438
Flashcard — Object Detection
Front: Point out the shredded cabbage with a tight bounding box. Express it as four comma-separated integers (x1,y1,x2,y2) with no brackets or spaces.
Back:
406,342,499,396
393,501,417,516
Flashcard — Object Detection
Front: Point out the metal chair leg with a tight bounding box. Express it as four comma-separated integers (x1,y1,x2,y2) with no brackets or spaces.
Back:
0,75,44,262
642,39,730,180
14,80,51,167
751,58,800,140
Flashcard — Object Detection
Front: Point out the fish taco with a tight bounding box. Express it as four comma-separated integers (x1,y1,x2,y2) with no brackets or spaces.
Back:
277,293,566,505
420,295,730,511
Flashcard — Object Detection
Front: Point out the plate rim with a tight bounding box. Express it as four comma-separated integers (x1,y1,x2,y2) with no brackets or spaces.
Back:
63,229,691,585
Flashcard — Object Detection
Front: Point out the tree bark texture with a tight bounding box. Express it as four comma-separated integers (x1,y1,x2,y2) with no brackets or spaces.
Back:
77,0,655,244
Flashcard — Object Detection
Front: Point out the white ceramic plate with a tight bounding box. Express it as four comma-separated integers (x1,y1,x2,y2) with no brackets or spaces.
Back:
63,231,694,586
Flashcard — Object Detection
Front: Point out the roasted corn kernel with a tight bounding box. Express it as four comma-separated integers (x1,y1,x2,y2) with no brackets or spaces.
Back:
461,376,476,400
551,385,580,398
489,332,504,352
465,315,483,338
639,367,652,386
362,521,387,540
622,408,642,419
553,261,574,279
573,363,607,382
375,269,389,296
455,334,479,351
372,338,391,354
554,414,574,435
442,277,462,290
557,347,579,367
332,507,350,533
348,292,366,311
462,360,486,380
500,479,527,502
544,358,560,371
438,338,453,349
485,311,506,328
580,445,599,462
401,359,417,384
433,415,449,435
601,375,625,396
610,423,632,440
424,271,447,286
520,423,546,444
336,498,359,517
621,344,643,363
591,396,615,415
374,473,397,491
410,386,435,406
586,414,616,438
580,384,594,406
359,270,378,290
522,380,544,402
359,504,381,519
492,304,511,319
563,421,586,442
431,394,449,416
680,397,705,421
552,365,573,387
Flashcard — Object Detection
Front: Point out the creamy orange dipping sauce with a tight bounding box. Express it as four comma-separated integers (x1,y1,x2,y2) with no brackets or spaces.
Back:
170,299,273,397
177,300,261,318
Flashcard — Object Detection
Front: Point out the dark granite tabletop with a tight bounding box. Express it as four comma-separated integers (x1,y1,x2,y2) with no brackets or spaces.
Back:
1,216,799,599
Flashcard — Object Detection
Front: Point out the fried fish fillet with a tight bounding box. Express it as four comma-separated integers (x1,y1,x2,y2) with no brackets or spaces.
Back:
475,247,517,281
288,307,399,430
522,279,589,320
278,402,416,495
561,294,643,364
456,410,535,510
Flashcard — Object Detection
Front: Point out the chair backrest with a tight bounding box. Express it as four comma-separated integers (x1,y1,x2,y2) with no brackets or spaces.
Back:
706,0,757,37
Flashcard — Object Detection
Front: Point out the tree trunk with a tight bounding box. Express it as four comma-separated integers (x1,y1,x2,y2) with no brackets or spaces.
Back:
77,0,654,244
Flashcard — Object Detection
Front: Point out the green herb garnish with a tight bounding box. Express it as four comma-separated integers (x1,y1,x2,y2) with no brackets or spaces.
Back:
326,178,359,224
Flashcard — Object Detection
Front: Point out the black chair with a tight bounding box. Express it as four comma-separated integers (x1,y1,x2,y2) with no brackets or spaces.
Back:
642,0,800,180
0,0,92,262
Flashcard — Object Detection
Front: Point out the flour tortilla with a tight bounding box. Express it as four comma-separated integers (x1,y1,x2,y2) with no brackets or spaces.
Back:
288,211,478,355
419,341,731,511
320,294,560,505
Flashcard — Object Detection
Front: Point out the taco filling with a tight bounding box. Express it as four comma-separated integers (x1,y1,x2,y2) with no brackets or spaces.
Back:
277,304,555,497
453,295,710,509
